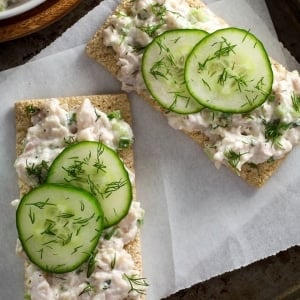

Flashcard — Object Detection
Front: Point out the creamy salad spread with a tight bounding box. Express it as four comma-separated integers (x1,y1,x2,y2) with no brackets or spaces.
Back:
103,0,300,172
14,98,146,299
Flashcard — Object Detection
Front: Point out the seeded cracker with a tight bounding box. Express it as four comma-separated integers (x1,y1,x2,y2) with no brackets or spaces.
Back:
86,0,288,187
15,94,144,299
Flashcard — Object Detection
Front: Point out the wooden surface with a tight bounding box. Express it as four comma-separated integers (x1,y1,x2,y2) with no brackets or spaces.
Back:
0,0,102,71
0,0,82,42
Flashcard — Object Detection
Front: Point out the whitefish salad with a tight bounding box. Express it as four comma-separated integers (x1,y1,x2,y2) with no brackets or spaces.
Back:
13,97,148,299
96,0,300,184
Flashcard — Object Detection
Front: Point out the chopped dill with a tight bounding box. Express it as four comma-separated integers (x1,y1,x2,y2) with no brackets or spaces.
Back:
224,149,247,171
25,105,40,116
79,282,94,296
291,92,300,113
108,110,122,120
263,119,291,146
123,273,149,295
87,251,97,278
25,160,49,184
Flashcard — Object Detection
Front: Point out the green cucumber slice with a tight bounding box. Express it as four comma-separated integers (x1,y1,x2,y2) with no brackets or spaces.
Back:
185,27,273,113
16,184,103,273
46,141,132,228
142,29,208,114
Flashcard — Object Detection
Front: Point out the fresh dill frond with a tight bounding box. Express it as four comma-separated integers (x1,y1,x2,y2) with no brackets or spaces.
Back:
123,273,149,295
224,149,247,171
291,92,300,113
137,23,162,37
25,160,49,184
86,251,97,278
79,282,94,296
263,119,291,146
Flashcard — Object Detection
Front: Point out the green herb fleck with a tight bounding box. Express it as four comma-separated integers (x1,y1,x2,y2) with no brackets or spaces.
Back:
28,208,35,224
25,160,49,184
24,293,31,300
118,137,132,149
102,179,128,198
103,227,118,240
150,58,169,80
62,159,87,182
123,273,149,295
108,110,122,120
291,92,300,113
79,282,94,296
87,251,97,278
25,197,55,209
224,149,247,171
263,119,291,147
138,24,163,37
111,253,116,269
25,105,40,116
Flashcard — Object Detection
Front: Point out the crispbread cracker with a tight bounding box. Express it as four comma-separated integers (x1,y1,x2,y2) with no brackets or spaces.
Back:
15,94,143,297
86,0,287,187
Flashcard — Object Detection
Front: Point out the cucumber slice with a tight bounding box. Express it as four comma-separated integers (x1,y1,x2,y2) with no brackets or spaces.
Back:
142,29,208,114
185,27,273,113
47,141,132,228
16,184,103,273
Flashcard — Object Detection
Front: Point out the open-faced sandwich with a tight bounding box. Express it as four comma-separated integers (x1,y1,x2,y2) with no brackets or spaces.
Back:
86,0,300,187
13,95,148,299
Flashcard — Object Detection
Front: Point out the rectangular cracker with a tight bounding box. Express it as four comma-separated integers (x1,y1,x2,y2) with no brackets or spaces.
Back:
15,94,143,298
85,0,286,187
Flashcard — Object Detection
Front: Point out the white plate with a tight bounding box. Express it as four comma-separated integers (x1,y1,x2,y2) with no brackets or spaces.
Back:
0,0,46,20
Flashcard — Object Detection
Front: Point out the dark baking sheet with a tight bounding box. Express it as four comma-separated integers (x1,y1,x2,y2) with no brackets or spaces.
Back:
162,246,300,300
265,0,300,63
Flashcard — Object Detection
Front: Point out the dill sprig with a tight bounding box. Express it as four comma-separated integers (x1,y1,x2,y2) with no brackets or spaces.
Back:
25,197,55,210
62,160,86,182
123,273,149,295
198,37,237,71
102,179,128,198
103,226,118,240
263,119,291,146
93,143,106,173
151,3,167,19
79,282,94,296
291,92,300,113
138,24,163,37
25,160,49,184
224,149,247,171
111,253,117,269
150,58,169,80
86,251,97,278
168,91,191,110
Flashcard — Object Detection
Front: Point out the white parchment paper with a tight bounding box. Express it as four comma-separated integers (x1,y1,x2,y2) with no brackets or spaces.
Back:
0,0,300,299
